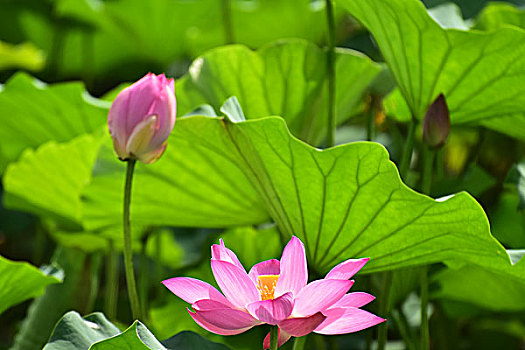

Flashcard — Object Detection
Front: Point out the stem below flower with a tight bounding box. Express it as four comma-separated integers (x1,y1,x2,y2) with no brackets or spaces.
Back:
270,326,279,350
293,335,307,350
221,0,235,44
104,239,119,319
325,0,336,148
123,159,142,320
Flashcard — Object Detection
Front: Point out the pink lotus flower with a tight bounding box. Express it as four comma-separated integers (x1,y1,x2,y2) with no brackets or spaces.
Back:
162,236,384,348
108,72,176,163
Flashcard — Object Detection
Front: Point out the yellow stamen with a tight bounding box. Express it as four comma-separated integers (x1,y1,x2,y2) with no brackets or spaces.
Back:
257,275,279,301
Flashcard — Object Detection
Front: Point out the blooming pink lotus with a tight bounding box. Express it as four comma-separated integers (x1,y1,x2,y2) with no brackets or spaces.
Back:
162,236,384,348
108,72,176,163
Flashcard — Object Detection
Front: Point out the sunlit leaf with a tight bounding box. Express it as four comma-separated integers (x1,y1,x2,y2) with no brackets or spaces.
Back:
3,133,104,227
338,0,525,126
84,116,510,275
474,2,525,30
0,73,108,171
176,39,381,143
0,255,61,316
434,263,525,312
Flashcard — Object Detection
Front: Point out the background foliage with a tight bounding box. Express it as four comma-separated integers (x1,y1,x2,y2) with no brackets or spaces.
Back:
1,0,525,349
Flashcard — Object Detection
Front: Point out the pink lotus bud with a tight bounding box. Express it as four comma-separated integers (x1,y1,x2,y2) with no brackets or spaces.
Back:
108,73,176,163
422,94,450,148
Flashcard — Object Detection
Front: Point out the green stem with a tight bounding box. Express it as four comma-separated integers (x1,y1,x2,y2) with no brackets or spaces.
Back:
377,271,393,350
139,237,148,319
104,240,119,319
392,309,417,350
420,266,430,350
293,335,307,350
421,146,435,194
325,0,336,148
123,159,142,320
221,0,234,44
155,231,164,297
399,120,417,180
419,146,434,350
366,95,376,142
270,326,279,350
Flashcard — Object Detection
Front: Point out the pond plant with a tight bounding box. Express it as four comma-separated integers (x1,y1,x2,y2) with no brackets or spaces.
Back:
0,0,524,349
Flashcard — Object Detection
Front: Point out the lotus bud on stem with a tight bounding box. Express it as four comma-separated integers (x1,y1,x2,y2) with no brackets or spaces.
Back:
108,72,176,320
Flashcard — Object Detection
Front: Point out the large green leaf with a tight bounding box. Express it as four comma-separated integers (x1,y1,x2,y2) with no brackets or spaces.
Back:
43,311,120,350
434,256,525,312
3,133,104,227
0,255,61,315
11,248,90,350
84,116,510,274
474,2,525,30
82,121,268,230
176,39,381,143
0,73,108,171
338,0,525,125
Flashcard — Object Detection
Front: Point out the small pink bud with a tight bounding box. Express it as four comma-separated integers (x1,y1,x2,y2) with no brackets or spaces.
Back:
108,73,176,163
422,94,450,148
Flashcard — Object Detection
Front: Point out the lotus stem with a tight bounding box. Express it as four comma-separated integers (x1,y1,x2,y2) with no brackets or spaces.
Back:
270,326,279,350
325,0,336,148
123,159,142,320
104,239,119,319
221,0,235,44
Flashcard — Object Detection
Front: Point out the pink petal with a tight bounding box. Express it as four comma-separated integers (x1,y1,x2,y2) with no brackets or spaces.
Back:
148,84,176,149
193,299,233,311
325,258,369,280
246,292,294,325
162,277,230,305
292,279,354,317
211,260,260,308
192,307,260,331
329,292,376,309
275,236,308,297
314,307,385,335
188,309,254,336
211,239,246,272
279,312,326,337
263,328,292,349
248,259,280,284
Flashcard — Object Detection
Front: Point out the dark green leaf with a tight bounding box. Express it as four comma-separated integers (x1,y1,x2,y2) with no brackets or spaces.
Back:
0,255,61,316
43,311,120,350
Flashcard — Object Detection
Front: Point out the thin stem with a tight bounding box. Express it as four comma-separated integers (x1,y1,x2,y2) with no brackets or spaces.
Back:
399,120,417,181
419,146,434,350
270,326,279,350
293,335,307,350
377,271,393,350
155,231,163,286
392,309,417,350
420,266,430,350
104,240,119,319
366,95,376,142
221,0,234,44
421,146,435,194
139,238,148,319
325,0,336,148
123,159,142,320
